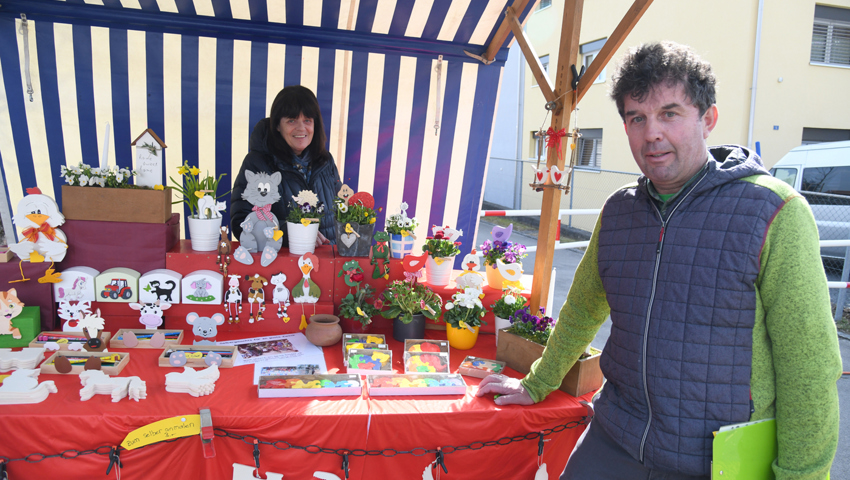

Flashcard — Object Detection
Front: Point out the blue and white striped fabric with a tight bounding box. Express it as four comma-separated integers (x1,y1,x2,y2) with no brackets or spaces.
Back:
0,0,534,265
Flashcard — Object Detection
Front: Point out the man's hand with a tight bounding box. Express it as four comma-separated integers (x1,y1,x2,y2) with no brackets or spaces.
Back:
476,374,535,406
315,231,330,248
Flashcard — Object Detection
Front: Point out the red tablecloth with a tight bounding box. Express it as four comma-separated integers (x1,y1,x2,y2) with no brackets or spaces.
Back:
0,329,591,479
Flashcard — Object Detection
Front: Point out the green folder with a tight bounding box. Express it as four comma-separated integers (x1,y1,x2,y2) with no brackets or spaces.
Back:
712,418,776,479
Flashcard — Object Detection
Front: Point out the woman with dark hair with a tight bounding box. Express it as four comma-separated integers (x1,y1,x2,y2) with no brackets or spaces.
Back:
230,85,341,248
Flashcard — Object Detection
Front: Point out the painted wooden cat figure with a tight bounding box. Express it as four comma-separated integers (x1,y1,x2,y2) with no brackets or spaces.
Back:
0,289,24,339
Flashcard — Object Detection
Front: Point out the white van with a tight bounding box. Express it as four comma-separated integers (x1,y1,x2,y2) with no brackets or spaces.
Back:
770,140,850,265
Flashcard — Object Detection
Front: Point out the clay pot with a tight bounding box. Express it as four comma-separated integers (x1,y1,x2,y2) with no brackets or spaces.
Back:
305,314,342,346
339,316,372,333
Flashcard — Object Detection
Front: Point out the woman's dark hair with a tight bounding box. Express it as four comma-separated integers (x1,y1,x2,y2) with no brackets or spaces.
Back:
267,85,329,163
610,41,716,120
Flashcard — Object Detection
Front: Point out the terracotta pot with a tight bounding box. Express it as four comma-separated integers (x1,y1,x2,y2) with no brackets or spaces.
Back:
339,316,372,334
446,323,479,350
304,314,342,346
393,313,425,342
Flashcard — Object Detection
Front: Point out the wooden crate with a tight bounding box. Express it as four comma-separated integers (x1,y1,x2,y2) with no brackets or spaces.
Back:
61,185,172,224
40,351,130,375
158,345,237,368
29,331,112,351
110,329,183,349
496,329,603,397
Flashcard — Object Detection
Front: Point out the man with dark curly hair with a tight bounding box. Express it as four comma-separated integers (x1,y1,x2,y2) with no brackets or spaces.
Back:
478,41,840,480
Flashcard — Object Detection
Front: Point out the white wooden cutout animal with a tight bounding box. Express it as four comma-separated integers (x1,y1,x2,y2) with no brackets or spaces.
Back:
165,365,220,397
0,369,57,405
495,258,524,289
455,250,485,290
224,274,243,324
79,370,147,402
530,165,549,185
270,273,290,322
549,165,570,186
58,300,92,332
8,187,68,263
197,194,223,219
0,348,45,371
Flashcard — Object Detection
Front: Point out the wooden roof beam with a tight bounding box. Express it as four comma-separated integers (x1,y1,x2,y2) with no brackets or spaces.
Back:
478,0,533,64
575,0,654,102
506,5,555,103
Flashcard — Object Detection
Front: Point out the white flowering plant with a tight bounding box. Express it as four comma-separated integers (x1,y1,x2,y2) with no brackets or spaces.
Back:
60,163,137,188
490,286,528,319
385,202,419,235
286,190,326,223
443,287,487,331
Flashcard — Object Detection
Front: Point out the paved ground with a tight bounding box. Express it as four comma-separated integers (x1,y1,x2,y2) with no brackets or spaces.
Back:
476,219,848,478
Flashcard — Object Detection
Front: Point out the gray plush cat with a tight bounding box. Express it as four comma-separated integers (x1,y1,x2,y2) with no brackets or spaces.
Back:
233,170,284,267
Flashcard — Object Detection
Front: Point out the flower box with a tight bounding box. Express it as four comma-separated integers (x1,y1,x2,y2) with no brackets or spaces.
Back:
61,185,172,224
496,329,603,397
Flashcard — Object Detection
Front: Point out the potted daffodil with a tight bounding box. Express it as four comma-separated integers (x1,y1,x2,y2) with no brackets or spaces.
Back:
169,160,229,251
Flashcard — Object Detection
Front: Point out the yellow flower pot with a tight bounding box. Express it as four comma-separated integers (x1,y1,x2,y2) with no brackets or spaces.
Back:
445,323,479,350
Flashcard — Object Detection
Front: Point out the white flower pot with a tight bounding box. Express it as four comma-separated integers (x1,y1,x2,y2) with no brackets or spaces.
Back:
287,221,319,256
425,255,455,287
188,216,222,251
494,315,511,346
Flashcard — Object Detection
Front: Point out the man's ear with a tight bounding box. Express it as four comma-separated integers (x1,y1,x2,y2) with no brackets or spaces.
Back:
702,105,718,139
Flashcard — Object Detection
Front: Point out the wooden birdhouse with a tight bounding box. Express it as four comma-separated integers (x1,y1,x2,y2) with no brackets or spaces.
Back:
95,267,141,303
53,266,99,303
131,129,167,188
182,270,223,305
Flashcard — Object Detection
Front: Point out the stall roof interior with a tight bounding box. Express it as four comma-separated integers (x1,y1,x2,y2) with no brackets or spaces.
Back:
0,0,535,260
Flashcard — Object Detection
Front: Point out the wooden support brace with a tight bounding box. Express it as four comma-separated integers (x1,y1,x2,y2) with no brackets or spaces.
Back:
482,0,532,64
506,6,556,103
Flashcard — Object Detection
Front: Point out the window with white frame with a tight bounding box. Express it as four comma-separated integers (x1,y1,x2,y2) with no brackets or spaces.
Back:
577,129,602,169
530,130,547,159
537,0,552,11
811,5,850,66
532,54,550,86
580,38,606,84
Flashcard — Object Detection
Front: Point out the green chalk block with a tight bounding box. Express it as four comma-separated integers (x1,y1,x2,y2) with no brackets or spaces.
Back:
0,306,42,348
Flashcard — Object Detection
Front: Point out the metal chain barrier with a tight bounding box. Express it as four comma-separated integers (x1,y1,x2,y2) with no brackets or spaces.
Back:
0,418,588,476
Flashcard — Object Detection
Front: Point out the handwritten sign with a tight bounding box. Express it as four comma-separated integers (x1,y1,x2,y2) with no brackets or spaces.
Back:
134,131,163,187
121,414,200,450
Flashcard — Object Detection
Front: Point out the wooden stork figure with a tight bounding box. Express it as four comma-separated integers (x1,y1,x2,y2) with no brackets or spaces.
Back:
292,252,321,330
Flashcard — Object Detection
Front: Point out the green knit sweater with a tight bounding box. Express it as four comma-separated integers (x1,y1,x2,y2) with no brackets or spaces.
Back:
521,175,841,480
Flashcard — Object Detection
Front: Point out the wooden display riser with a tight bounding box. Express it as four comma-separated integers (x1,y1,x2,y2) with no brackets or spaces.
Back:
166,240,336,303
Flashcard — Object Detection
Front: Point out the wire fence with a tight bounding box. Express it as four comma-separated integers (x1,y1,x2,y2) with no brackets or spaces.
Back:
802,191,850,320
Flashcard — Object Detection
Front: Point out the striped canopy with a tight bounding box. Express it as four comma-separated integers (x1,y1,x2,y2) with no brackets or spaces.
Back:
0,0,534,263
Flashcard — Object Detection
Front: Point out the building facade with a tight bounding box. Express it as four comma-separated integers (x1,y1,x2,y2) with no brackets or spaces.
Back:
488,0,850,230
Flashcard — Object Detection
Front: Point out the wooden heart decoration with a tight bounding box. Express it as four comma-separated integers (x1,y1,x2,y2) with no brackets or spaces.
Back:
341,233,357,247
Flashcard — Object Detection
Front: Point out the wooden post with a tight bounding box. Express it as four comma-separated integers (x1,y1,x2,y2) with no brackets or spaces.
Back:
529,0,584,314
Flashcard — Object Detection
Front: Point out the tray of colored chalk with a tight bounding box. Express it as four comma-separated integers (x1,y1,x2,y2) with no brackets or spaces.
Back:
258,374,363,398
110,329,184,349
457,356,506,378
346,348,394,375
29,331,112,352
366,374,467,396
342,334,387,362
403,351,449,374
343,342,388,366
404,339,450,356
40,351,130,375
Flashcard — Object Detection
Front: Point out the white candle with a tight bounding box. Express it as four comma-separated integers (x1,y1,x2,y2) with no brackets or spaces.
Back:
100,122,110,169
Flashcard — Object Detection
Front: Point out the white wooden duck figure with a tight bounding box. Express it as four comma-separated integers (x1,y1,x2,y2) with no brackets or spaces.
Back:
455,250,484,290
292,253,321,304
9,187,68,264
496,258,524,289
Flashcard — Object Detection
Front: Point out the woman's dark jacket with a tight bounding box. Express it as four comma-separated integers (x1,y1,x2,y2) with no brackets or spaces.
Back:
230,118,341,246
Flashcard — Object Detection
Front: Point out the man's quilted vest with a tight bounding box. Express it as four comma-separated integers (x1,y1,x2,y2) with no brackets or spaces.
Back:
592,147,783,476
